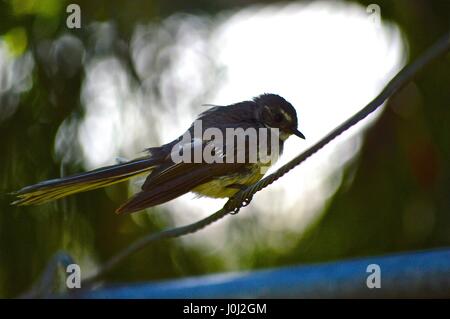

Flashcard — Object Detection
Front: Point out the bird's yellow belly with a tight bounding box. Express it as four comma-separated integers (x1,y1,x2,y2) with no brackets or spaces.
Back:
192,166,265,198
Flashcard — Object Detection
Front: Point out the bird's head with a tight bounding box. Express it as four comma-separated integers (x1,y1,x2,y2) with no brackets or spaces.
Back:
254,93,305,140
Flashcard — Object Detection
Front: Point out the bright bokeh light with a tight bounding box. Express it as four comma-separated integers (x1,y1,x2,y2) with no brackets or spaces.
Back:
0,41,34,123
60,1,406,255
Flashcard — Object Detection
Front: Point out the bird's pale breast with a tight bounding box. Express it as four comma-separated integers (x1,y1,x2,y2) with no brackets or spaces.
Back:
192,162,269,198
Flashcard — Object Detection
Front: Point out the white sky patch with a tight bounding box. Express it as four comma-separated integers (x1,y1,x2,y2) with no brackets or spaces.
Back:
69,1,406,255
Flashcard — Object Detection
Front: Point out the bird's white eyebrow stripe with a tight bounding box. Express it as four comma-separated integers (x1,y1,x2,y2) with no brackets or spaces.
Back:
280,109,293,121
265,104,293,122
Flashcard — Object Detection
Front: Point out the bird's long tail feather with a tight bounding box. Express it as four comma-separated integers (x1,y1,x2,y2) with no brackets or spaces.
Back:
12,157,156,206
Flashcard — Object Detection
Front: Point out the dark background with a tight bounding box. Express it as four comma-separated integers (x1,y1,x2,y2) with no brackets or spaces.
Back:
0,0,449,297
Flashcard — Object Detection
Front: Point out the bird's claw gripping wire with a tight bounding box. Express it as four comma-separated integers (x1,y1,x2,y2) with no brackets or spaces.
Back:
226,194,254,215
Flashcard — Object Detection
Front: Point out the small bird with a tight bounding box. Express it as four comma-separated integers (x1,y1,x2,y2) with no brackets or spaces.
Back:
13,93,305,214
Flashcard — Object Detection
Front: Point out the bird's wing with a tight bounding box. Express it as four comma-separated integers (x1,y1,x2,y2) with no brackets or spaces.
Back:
116,105,272,214
115,138,246,214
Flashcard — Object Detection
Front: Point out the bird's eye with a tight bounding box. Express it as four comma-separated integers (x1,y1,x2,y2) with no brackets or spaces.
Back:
273,113,283,122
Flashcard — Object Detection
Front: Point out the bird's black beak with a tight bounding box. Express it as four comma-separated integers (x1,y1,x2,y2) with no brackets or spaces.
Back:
291,128,305,139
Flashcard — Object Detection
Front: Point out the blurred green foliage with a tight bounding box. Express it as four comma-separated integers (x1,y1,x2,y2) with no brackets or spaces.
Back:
0,0,449,298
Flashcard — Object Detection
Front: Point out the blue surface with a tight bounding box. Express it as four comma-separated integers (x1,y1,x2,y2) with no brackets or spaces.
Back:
76,248,450,298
